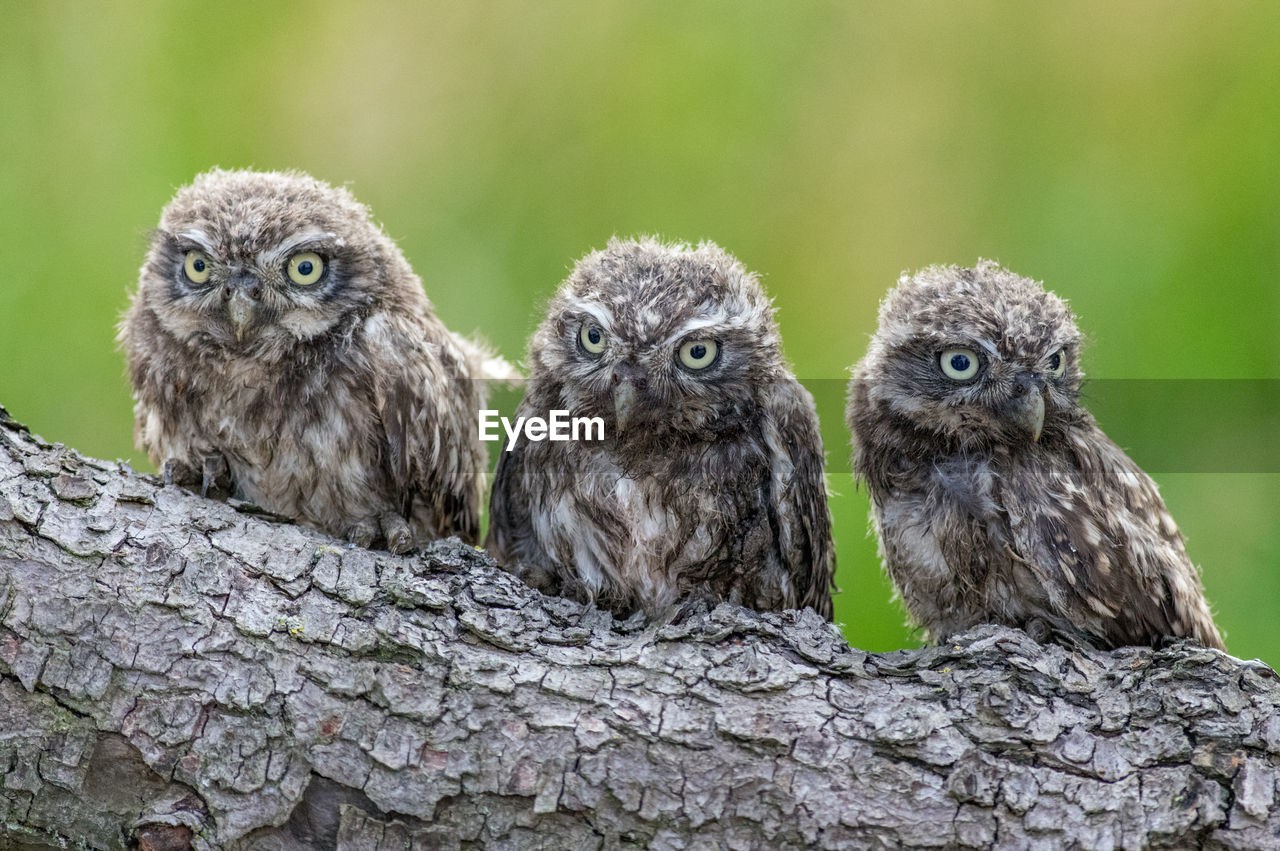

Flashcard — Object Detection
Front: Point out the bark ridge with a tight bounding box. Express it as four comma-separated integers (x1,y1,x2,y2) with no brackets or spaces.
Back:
0,405,1277,849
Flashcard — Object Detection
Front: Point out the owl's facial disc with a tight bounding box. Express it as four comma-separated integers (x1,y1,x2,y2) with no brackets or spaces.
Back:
1002,374,1046,442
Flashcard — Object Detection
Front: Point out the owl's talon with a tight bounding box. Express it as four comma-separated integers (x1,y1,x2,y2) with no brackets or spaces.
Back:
1025,617,1054,645
346,520,377,550
517,564,559,594
201,453,230,499
380,513,414,555
162,458,198,489
668,593,716,627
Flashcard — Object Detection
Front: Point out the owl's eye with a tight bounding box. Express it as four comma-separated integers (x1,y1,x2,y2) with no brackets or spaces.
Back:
678,339,719,370
1047,348,1066,377
287,252,325,286
183,250,211,284
939,347,981,381
579,324,606,355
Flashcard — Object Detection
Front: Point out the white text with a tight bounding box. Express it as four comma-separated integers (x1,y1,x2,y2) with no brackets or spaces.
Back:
479,410,605,451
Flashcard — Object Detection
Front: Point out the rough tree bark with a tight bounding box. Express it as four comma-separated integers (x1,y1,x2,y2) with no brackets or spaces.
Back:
0,403,1277,851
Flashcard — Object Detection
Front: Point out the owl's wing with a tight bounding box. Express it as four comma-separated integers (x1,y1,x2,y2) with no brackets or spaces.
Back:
373,316,485,544
486,426,533,564
763,378,837,619
1005,425,1224,650
484,402,571,596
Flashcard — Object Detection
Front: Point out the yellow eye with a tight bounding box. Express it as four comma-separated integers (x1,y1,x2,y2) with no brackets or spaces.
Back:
287,252,324,286
579,324,606,354
678,339,718,370
1047,348,1067,377
940,347,980,381
183,250,211,284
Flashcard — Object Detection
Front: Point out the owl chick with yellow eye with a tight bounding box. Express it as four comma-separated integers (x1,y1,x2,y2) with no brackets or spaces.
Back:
487,237,836,618
120,169,509,552
847,260,1224,650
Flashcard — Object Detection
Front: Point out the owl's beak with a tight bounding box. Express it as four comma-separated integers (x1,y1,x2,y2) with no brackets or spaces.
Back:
226,295,255,340
614,383,637,432
611,361,647,432
1006,377,1045,442
222,276,262,341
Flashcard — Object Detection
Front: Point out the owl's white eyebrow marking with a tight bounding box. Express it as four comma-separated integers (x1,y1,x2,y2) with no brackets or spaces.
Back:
261,230,341,265
575,302,615,333
660,302,741,345
176,230,216,252
663,314,729,344
972,338,1000,357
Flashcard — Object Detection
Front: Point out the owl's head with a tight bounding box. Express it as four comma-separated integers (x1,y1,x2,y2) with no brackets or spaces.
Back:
857,260,1084,447
531,237,784,437
136,169,417,355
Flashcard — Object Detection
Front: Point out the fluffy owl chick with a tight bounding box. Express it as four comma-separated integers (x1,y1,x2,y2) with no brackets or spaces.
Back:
847,261,1224,650
487,237,835,618
121,169,504,551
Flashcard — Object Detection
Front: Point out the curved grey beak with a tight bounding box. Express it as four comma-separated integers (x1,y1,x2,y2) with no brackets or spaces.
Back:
222,275,262,341
614,383,637,432
226,294,255,340
1008,385,1045,442
611,361,646,433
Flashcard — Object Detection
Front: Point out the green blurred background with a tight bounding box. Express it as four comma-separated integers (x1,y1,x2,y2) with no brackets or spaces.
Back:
1,3,1277,664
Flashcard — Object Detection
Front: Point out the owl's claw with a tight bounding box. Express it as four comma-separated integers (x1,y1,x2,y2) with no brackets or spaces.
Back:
1025,617,1054,645
346,519,378,550
380,513,414,555
1024,617,1097,652
162,458,202,490
668,592,717,627
346,515,415,554
201,453,231,499
160,456,231,500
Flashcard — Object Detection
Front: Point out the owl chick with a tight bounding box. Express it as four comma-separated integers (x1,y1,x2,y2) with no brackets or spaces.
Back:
120,169,508,552
847,260,1224,650
487,237,836,618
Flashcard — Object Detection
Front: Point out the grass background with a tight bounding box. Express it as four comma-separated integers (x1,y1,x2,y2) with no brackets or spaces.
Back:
1,3,1277,664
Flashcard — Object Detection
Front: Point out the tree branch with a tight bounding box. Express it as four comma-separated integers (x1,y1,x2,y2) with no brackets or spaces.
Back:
0,404,1277,849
